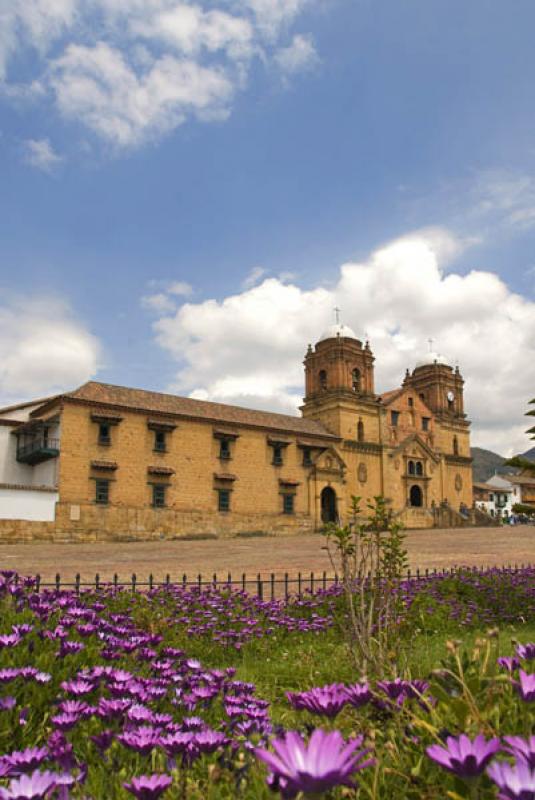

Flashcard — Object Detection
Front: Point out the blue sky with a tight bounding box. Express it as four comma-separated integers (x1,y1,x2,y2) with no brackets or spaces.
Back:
1,0,535,454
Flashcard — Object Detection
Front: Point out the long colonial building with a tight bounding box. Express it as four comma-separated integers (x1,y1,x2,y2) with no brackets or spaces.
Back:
0,324,474,541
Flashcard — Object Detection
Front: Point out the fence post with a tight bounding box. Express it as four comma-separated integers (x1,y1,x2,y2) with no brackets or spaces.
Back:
310,572,314,593
149,574,153,591
227,571,232,588
242,573,246,592
197,574,202,591
182,574,187,588
257,573,263,600
165,574,170,591
213,573,217,588
322,571,327,591
113,574,118,591
36,574,41,593
298,571,302,598
75,574,81,595
284,572,289,601
95,573,100,591
131,573,137,594
270,573,275,601
55,573,61,592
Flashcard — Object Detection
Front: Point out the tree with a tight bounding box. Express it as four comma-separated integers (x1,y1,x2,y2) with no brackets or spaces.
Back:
505,398,535,475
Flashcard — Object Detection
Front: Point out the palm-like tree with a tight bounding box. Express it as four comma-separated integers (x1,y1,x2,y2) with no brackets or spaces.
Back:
506,398,535,474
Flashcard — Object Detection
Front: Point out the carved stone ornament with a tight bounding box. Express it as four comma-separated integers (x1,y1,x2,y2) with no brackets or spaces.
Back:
394,459,400,470
325,457,332,469
358,463,368,483
455,474,463,492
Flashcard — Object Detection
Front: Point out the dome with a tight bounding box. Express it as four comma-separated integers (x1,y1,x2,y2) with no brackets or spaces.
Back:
318,323,358,342
414,351,450,369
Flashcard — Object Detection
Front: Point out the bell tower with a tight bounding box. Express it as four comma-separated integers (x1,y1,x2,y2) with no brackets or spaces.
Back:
301,321,377,437
405,353,465,419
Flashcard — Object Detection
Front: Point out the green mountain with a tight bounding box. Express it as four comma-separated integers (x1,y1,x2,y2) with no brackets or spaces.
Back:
471,445,534,483
470,447,517,483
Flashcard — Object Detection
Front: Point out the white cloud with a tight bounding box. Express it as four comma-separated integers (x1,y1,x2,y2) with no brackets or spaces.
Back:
49,42,234,148
274,33,318,77
1,0,321,151
168,281,193,296
152,229,535,456
0,293,100,403
242,266,267,289
475,169,535,231
23,138,63,172
141,293,176,314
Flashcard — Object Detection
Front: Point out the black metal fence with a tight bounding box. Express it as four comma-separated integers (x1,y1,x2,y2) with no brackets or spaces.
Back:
28,563,534,601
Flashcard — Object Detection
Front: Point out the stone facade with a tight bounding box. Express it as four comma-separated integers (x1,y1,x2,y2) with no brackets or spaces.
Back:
0,327,474,541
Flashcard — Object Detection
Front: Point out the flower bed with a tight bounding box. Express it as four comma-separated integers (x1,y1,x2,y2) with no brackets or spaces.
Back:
0,567,534,798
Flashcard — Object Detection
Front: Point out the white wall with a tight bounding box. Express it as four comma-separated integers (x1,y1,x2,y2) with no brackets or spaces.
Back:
0,488,58,521
0,420,59,489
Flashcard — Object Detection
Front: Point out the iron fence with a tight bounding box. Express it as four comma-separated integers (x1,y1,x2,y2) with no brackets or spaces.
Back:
22,563,534,601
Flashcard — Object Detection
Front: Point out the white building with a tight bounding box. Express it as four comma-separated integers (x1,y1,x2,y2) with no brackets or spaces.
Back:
474,474,522,518
0,397,60,522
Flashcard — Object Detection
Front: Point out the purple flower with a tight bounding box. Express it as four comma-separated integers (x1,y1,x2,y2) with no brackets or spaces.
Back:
90,730,115,754
0,697,16,712
1,748,48,776
517,643,535,661
255,729,373,798
426,734,500,778
286,685,347,718
498,657,521,672
118,727,163,756
516,671,535,702
193,730,228,754
504,737,535,769
343,682,372,708
124,774,172,800
487,760,535,799
0,769,58,800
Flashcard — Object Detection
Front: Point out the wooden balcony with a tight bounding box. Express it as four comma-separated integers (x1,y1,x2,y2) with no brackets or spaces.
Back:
16,437,60,465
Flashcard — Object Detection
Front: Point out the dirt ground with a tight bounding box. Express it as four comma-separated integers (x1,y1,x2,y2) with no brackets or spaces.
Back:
0,526,533,584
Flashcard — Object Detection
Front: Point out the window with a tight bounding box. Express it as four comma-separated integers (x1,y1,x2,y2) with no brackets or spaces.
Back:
408,397,414,407
283,494,295,515
489,493,494,501
422,417,430,432
453,436,459,455
95,479,109,505
219,439,231,460
408,460,415,475
98,423,111,445
319,370,327,390
415,461,423,476
152,484,166,508
218,489,230,512
352,368,361,392
154,430,166,452
272,445,284,466
357,420,364,442
302,448,312,467
391,411,400,427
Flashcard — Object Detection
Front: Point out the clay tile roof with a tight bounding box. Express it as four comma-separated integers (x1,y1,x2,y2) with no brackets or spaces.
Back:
379,388,404,406
64,381,338,440
148,465,175,476
90,460,118,470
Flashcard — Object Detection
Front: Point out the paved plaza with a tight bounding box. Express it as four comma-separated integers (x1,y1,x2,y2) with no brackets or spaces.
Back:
0,526,533,584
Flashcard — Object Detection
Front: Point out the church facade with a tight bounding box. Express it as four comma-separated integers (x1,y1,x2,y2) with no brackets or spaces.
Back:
0,325,473,542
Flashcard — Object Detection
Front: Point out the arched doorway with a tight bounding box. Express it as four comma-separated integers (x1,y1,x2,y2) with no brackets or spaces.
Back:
321,487,338,524
409,485,423,508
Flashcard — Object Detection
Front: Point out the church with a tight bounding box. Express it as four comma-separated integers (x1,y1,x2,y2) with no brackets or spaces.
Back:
0,323,474,542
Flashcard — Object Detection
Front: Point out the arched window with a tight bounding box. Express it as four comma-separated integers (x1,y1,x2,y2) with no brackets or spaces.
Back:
408,460,415,475
319,370,327,390
415,461,423,476
453,436,459,455
352,368,361,392
357,419,364,442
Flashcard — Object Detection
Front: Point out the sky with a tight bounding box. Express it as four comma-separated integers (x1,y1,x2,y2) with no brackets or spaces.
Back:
1,0,535,455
